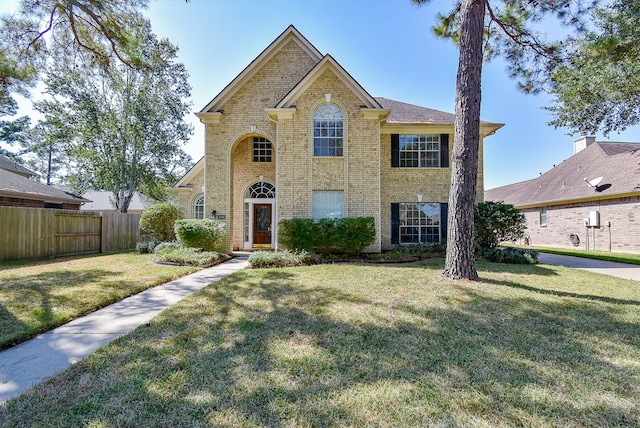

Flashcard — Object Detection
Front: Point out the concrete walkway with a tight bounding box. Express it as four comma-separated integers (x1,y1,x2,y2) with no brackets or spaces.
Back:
0,254,249,404
538,252,640,281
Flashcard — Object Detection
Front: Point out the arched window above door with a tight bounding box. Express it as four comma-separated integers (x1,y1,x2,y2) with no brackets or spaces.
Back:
246,182,275,199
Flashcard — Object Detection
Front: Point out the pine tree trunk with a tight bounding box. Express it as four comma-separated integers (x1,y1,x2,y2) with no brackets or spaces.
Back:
443,0,485,280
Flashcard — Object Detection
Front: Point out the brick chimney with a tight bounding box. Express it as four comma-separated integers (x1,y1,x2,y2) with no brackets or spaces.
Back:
573,135,596,154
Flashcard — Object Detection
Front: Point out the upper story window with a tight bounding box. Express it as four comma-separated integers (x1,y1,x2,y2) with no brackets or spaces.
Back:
193,194,204,219
313,104,343,157
253,137,272,162
399,135,440,167
391,134,449,168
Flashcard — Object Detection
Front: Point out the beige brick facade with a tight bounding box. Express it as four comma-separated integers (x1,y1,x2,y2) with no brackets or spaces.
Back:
170,26,501,253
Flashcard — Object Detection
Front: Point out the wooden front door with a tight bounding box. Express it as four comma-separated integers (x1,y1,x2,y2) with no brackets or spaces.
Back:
253,204,272,247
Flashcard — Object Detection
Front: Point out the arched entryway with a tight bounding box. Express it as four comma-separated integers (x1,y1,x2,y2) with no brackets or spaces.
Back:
244,181,276,249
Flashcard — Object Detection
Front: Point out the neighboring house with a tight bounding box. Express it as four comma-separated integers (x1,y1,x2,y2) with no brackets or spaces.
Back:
0,169,89,209
168,25,503,252
485,136,640,253
80,190,156,214
0,155,37,179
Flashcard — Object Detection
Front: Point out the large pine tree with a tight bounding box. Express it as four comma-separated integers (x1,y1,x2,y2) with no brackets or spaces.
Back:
412,0,598,279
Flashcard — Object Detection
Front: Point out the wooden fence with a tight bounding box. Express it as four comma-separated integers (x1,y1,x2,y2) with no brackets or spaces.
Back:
0,207,146,262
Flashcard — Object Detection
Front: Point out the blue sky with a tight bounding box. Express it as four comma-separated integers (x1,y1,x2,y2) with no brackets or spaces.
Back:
6,0,640,190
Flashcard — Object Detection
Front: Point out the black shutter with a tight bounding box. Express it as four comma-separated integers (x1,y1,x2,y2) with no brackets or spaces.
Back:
391,203,400,244
440,202,448,244
440,134,449,168
391,134,399,167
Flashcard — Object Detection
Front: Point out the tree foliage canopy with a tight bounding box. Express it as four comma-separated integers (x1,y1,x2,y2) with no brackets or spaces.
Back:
0,0,190,158
35,19,193,211
546,0,640,135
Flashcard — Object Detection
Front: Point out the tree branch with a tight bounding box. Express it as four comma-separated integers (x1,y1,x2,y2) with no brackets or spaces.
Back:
484,0,556,59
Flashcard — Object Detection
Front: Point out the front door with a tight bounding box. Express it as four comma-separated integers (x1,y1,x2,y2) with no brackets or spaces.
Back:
253,204,272,247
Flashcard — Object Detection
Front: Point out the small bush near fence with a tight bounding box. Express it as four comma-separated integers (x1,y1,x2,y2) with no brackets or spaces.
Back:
174,219,225,251
139,202,183,242
279,217,375,256
153,242,228,267
136,239,162,254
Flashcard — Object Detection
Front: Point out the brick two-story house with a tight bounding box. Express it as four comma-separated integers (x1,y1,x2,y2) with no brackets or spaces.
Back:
169,26,503,252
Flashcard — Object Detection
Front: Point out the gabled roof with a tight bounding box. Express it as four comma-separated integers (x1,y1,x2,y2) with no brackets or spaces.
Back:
485,142,640,207
0,155,36,178
0,169,88,205
275,54,383,109
200,25,323,114
171,156,204,188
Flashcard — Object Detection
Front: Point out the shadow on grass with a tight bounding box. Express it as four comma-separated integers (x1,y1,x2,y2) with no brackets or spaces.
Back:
3,266,639,426
486,277,640,306
0,252,126,271
0,269,136,349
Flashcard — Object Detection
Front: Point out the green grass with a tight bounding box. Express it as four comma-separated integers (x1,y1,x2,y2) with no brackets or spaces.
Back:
1,259,639,426
0,252,199,349
526,246,640,265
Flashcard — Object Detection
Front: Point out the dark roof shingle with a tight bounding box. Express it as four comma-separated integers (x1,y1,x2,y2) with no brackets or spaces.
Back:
0,155,36,178
0,169,88,204
485,142,640,206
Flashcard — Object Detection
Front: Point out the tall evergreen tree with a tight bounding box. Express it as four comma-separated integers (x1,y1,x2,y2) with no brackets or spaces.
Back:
412,0,597,279
20,120,69,185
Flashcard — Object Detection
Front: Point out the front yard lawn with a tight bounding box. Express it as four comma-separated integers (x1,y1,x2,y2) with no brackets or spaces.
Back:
0,252,199,349
1,259,639,426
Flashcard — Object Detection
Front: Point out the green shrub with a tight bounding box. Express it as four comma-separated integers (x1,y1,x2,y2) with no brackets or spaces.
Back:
135,239,161,254
278,217,376,255
477,246,538,264
140,202,183,242
248,250,316,268
475,201,526,249
332,217,376,256
153,242,226,267
278,218,316,251
174,219,225,251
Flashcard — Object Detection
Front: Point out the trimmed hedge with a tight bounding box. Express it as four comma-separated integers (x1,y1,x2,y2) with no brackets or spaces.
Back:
174,219,225,251
279,217,375,256
153,242,227,267
248,250,316,268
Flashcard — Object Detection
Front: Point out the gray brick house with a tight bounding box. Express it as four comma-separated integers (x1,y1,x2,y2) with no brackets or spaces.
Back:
169,26,503,252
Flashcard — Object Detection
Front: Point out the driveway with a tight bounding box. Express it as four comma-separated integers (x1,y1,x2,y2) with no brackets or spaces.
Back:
537,252,640,281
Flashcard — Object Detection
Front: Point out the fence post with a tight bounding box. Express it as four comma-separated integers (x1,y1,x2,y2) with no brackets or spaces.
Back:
101,212,106,254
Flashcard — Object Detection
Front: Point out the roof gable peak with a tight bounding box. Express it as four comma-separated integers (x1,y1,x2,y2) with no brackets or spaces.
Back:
276,54,382,109
200,25,323,114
